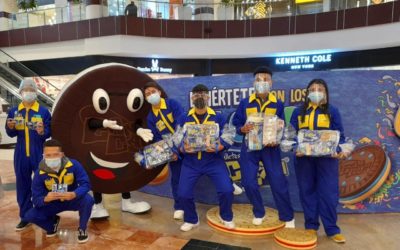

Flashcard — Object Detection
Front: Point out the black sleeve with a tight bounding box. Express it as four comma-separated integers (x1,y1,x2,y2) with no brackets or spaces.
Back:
88,118,103,129
133,119,143,131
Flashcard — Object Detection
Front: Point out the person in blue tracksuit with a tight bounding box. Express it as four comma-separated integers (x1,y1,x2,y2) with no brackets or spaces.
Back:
290,79,347,243
144,81,185,220
178,84,234,232
24,139,94,243
5,79,51,231
232,66,294,227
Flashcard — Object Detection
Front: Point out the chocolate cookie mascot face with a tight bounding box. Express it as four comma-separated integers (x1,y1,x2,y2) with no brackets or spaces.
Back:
52,63,163,193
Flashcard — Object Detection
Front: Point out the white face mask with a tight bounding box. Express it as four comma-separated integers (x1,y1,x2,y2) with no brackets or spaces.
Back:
308,91,325,104
254,81,271,94
146,92,161,105
45,158,62,172
22,91,37,103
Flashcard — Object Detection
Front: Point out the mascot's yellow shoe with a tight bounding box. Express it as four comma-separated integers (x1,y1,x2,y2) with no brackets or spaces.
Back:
330,233,346,243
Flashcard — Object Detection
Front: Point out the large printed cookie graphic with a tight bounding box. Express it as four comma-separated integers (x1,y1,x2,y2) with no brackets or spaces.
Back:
274,228,317,249
339,145,391,204
52,63,165,194
395,107,400,137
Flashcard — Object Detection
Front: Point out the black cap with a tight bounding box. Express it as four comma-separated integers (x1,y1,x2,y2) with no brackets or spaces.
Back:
253,66,273,77
143,81,162,92
192,84,209,93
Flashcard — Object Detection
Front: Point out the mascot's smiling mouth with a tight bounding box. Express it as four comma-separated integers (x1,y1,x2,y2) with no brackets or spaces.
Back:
90,152,130,180
90,152,129,168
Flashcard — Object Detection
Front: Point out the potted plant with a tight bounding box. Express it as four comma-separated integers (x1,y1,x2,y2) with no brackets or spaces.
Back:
217,0,234,20
18,0,37,11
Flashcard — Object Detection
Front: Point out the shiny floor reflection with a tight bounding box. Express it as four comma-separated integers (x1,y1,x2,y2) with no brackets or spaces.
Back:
1,150,400,249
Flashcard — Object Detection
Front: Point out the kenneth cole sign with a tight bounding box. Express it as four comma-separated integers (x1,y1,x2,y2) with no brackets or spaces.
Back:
274,54,333,70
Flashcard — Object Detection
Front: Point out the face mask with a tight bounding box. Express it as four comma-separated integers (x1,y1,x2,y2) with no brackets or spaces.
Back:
193,98,206,109
22,91,37,103
146,92,161,105
254,81,270,94
308,91,325,104
45,158,62,171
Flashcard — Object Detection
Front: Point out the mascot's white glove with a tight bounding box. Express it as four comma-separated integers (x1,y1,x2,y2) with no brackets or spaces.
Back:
136,128,153,142
103,119,123,130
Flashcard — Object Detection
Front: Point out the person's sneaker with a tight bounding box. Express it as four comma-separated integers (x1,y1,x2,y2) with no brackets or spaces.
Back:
285,219,295,228
330,233,346,243
46,215,60,238
180,221,199,232
77,228,89,243
232,183,243,195
252,216,265,226
221,220,235,229
306,229,318,236
15,220,31,231
173,210,184,220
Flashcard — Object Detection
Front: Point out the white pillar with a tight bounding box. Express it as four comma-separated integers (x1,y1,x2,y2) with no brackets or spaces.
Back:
0,0,17,31
85,0,108,19
323,0,331,12
55,0,68,23
193,0,214,20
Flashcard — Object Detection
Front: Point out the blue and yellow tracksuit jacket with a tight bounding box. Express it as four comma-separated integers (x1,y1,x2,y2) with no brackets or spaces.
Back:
177,107,234,223
289,103,345,236
5,101,51,218
146,97,184,210
232,92,294,221
24,157,93,231
32,157,91,208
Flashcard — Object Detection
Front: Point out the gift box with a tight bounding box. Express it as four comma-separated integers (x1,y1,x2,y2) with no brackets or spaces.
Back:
52,183,68,193
262,115,284,145
144,139,174,168
297,129,340,156
184,124,220,152
246,114,264,151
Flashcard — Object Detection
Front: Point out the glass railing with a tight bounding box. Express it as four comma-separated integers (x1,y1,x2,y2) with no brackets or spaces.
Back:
5,0,397,30
0,49,60,104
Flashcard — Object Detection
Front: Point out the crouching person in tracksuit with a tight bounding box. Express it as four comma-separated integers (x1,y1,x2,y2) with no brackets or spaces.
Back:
178,84,234,232
24,139,94,243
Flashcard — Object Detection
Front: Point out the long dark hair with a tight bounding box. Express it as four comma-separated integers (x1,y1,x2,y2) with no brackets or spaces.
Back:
300,78,330,122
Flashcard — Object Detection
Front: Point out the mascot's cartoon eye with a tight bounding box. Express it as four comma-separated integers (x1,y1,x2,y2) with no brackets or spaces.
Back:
92,88,110,114
127,88,144,112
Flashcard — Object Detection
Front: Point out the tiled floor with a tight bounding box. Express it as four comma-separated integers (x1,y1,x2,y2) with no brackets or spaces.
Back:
1,148,400,249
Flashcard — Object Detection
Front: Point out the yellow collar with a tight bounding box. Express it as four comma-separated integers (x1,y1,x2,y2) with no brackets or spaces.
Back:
249,93,277,104
151,98,167,116
39,160,73,175
307,103,319,110
18,101,39,112
188,107,216,116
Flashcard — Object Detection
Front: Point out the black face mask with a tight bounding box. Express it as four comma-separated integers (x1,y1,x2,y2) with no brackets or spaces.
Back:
193,98,206,109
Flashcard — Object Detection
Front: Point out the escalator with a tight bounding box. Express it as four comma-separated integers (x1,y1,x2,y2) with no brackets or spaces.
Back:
0,49,59,110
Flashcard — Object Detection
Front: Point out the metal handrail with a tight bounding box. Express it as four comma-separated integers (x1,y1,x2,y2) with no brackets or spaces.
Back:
6,0,395,29
0,49,61,93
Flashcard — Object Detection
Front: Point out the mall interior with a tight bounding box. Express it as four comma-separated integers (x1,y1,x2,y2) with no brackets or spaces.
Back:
1,0,400,249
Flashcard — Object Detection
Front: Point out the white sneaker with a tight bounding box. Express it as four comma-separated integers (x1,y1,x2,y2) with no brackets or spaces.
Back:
252,216,265,226
180,221,199,232
285,219,295,228
121,198,151,214
232,183,243,195
221,220,235,229
173,210,184,220
90,203,109,219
